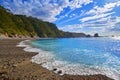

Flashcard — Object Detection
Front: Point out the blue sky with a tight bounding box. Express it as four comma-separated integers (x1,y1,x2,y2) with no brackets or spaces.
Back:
0,0,120,36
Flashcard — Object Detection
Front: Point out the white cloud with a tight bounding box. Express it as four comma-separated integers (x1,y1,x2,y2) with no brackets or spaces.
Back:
2,0,93,22
2,0,120,35
70,1,120,35
105,0,120,3
69,0,93,9
56,0,93,21
81,12,114,22
106,16,120,29
60,24,83,31
80,1,120,22
60,15,120,35
58,10,86,25
85,16,112,24
84,16,120,34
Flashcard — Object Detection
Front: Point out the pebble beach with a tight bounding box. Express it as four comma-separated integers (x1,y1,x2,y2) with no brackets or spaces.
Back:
0,39,114,80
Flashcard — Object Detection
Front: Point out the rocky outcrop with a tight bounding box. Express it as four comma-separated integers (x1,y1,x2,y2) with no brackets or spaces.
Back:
94,33,99,37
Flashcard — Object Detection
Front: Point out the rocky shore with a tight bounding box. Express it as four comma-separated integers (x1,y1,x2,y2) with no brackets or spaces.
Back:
0,39,114,80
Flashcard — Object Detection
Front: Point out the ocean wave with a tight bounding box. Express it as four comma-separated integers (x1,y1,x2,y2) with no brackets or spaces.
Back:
17,40,120,80
17,40,30,47
111,36,120,40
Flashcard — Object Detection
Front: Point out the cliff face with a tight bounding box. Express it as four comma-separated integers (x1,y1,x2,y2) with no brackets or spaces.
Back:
0,6,86,38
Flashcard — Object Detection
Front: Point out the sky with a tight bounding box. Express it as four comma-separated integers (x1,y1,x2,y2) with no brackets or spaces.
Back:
0,0,120,36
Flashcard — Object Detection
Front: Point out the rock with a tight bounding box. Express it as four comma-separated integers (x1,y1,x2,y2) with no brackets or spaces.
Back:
57,70,62,74
86,34,91,37
2,66,7,69
53,68,57,71
94,33,99,37
12,64,17,68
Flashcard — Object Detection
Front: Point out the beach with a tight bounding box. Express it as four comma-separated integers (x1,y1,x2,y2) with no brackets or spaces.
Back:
0,39,114,80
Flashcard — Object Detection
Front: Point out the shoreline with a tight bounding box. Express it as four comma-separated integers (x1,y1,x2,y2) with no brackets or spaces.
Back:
0,39,114,80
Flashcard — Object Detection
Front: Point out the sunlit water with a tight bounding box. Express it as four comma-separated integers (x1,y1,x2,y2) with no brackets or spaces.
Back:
18,37,120,80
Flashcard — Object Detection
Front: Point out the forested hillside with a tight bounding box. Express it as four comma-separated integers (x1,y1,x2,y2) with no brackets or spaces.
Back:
0,5,86,38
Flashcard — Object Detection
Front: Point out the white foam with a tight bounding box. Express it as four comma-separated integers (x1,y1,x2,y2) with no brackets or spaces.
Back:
17,40,30,47
17,40,120,80
111,36,120,40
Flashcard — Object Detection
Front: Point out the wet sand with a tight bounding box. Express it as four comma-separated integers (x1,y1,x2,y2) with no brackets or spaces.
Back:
0,39,114,80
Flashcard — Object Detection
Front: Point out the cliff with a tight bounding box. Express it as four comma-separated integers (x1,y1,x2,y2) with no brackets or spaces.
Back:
0,5,86,38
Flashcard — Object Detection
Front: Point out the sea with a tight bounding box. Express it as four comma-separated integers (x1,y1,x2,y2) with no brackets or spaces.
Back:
17,37,120,80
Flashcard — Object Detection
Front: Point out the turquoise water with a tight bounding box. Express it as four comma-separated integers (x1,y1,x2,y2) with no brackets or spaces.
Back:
26,37,120,80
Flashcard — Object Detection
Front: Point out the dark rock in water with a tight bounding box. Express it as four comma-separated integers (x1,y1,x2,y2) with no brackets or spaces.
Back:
58,70,62,74
112,35,114,37
94,33,99,37
86,34,91,37
53,68,57,71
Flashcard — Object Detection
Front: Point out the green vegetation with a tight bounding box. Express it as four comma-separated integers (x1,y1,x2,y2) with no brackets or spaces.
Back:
0,5,86,38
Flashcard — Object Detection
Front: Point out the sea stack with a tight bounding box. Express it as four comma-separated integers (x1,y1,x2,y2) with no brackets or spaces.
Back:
94,33,99,37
